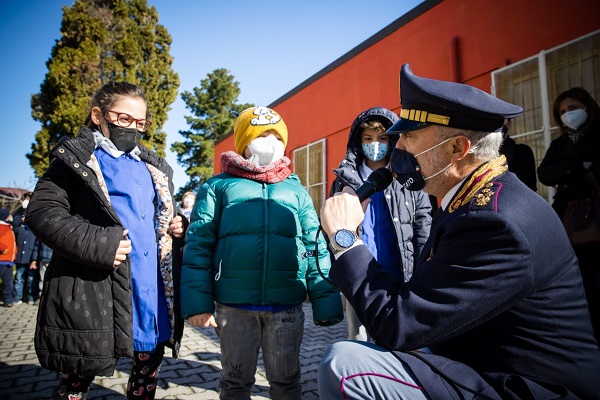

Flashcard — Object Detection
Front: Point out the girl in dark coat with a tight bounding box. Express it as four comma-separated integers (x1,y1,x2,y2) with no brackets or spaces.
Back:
25,81,186,400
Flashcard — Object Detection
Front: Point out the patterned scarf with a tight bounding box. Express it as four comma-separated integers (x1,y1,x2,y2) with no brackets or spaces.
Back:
221,151,292,183
566,124,590,144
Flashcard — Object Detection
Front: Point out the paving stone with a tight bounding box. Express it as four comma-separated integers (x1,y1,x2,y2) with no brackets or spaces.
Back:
0,300,349,399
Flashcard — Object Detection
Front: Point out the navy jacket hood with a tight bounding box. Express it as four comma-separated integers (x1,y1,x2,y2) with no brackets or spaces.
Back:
341,107,399,174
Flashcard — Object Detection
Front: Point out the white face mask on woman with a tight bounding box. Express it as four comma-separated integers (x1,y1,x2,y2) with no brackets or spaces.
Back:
247,135,285,166
561,108,587,130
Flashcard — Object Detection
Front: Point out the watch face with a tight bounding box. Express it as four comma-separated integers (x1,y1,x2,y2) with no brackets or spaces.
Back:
334,229,355,248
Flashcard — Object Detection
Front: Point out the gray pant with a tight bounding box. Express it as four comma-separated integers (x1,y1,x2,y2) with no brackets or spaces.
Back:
343,295,371,341
318,340,428,400
215,303,304,400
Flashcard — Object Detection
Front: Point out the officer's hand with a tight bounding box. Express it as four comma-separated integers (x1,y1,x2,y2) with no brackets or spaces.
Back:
320,192,365,240
188,313,217,328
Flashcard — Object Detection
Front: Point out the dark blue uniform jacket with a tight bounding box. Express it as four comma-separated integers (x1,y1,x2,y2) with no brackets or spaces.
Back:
332,164,600,399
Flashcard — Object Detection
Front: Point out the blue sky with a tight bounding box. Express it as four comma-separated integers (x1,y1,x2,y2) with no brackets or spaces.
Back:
0,0,423,192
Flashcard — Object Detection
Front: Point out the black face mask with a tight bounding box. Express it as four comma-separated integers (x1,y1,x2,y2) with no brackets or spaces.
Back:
390,137,455,191
390,148,426,191
108,123,141,153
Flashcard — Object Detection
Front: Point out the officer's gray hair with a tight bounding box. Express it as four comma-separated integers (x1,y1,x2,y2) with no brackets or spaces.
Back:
436,125,501,162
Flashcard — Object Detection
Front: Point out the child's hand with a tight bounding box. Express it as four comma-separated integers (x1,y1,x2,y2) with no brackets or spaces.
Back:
114,229,132,267
188,313,217,328
169,215,184,238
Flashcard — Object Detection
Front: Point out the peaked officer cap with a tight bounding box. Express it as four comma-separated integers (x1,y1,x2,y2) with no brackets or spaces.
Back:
388,64,523,133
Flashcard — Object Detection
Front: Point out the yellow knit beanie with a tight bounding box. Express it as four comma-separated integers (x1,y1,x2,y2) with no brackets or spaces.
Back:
233,107,288,155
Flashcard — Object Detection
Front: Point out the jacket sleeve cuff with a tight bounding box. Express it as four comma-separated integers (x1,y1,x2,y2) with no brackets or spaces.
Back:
333,240,364,260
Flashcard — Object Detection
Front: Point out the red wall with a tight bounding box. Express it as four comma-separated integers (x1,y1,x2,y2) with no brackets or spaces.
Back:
215,0,600,193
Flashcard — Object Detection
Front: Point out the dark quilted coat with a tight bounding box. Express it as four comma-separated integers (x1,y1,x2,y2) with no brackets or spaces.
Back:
25,126,185,377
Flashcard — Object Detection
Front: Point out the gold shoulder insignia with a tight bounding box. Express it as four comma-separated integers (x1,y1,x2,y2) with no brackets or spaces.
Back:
448,156,507,213
475,183,494,207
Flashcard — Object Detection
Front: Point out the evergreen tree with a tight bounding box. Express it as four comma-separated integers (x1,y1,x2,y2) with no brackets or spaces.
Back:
28,0,179,177
171,68,253,195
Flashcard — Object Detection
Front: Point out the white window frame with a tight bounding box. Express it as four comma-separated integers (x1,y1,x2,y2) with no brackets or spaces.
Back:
292,138,327,209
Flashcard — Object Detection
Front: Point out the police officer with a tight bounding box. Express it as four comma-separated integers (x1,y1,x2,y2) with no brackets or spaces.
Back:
318,64,600,399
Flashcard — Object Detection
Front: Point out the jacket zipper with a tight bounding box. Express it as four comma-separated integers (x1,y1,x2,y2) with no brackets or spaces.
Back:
262,183,268,304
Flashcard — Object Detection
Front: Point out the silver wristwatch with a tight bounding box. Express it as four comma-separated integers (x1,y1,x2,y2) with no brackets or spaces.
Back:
329,229,358,253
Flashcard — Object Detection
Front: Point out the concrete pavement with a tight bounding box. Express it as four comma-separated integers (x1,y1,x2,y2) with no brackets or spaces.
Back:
0,301,348,399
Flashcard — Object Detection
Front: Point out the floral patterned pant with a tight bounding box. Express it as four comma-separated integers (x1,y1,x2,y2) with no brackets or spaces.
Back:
53,343,165,400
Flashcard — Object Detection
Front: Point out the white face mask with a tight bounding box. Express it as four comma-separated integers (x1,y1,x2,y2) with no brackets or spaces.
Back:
247,135,285,166
22,200,29,209
416,137,453,181
561,108,587,130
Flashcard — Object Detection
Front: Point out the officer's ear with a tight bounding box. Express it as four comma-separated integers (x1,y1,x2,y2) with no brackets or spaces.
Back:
449,135,471,162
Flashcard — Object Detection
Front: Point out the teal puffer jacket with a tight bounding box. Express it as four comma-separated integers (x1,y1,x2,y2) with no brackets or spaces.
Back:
180,172,343,325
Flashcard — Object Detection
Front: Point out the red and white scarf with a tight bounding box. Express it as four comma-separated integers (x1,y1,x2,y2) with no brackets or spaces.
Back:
220,151,292,183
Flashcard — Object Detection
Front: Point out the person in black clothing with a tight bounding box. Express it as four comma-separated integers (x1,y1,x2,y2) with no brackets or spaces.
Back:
538,86,600,344
499,118,537,191
25,81,186,400
12,212,37,304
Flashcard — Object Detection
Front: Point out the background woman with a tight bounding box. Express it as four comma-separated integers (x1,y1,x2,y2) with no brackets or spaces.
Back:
538,86,600,343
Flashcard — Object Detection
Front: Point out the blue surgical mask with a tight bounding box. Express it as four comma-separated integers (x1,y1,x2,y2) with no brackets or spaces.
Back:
390,138,452,191
362,142,389,162
561,108,587,130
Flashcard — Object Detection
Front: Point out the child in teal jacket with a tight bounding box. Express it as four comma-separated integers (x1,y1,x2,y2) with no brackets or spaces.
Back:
181,106,343,400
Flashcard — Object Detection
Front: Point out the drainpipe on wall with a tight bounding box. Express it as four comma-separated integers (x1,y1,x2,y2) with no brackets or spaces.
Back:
450,36,460,82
